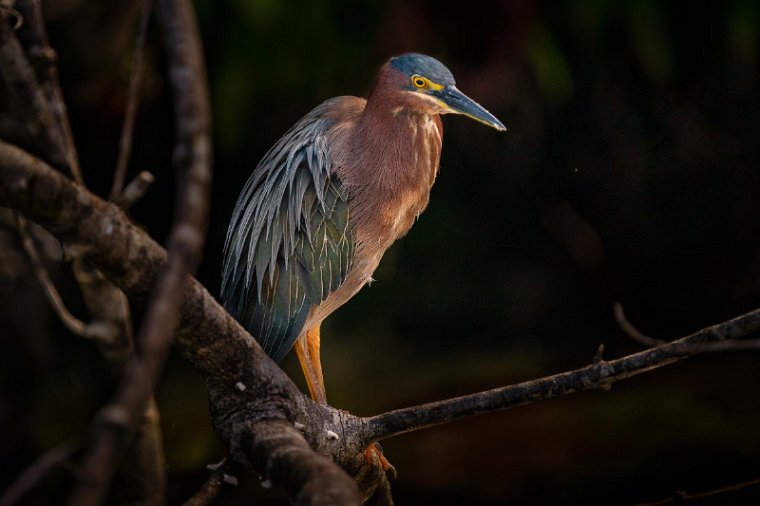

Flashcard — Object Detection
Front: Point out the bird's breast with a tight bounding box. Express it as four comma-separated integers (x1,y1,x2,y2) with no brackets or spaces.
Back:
359,118,439,231
342,114,440,278
302,109,442,331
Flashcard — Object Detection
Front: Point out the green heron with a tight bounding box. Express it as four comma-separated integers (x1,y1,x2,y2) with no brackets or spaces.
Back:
222,53,504,407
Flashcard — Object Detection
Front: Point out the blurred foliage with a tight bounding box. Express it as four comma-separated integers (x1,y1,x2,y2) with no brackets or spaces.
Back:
2,0,760,504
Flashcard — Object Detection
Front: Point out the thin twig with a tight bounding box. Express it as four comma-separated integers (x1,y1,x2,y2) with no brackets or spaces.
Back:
112,170,155,209
0,439,81,506
110,0,153,199
65,0,212,503
635,476,760,505
614,302,760,352
0,4,22,30
180,459,235,506
180,472,226,506
613,302,667,346
15,213,114,340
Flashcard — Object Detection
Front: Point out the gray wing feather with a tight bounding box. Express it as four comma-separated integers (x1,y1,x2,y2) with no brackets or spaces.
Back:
221,98,354,362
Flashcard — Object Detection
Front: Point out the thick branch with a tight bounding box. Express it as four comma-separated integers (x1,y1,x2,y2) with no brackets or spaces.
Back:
243,419,361,505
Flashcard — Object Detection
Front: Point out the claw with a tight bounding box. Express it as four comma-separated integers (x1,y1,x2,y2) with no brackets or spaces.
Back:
364,443,397,478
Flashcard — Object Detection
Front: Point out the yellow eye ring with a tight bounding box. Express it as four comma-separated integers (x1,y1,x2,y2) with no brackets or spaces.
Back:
412,75,426,88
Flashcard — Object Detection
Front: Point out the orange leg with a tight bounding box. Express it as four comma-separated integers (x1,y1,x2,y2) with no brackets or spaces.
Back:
296,325,395,475
295,324,327,404
365,443,397,478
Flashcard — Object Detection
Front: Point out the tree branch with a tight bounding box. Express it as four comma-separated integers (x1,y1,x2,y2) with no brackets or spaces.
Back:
110,0,152,199
614,301,760,352
180,459,235,506
0,439,80,506
359,308,760,445
65,0,212,503
636,476,760,505
112,170,155,210
118,397,167,506
14,214,114,340
4,0,81,182
243,419,361,505
613,302,666,346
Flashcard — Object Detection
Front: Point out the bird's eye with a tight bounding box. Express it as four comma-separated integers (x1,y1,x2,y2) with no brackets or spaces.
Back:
412,76,427,88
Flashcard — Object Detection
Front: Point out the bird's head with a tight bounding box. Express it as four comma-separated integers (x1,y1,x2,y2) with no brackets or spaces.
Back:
383,53,506,131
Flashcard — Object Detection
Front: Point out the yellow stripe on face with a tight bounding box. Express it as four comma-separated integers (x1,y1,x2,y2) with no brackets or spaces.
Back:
408,91,452,113
427,80,444,91
433,97,454,112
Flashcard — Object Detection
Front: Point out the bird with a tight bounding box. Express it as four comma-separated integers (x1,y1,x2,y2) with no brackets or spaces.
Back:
221,53,504,409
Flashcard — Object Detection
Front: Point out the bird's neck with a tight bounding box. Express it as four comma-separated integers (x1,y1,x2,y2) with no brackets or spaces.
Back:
335,92,442,239
349,90,442,191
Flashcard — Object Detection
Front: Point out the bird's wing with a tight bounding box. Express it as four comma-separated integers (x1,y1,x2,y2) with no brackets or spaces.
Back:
221,98,355,362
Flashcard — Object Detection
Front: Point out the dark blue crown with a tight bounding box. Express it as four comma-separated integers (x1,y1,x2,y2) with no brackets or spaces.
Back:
389,53,455,86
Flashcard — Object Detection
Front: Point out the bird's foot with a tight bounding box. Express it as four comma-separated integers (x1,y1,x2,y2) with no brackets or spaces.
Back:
364,442,396,478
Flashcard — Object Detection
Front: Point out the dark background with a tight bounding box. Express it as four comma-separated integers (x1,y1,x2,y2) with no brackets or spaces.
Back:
2,0,760,504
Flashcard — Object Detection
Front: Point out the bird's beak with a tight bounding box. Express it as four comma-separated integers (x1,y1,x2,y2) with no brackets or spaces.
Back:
438,86,506,131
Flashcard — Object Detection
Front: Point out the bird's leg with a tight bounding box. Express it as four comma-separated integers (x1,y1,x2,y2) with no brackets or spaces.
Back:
295,325,327,404
296,325,395,476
